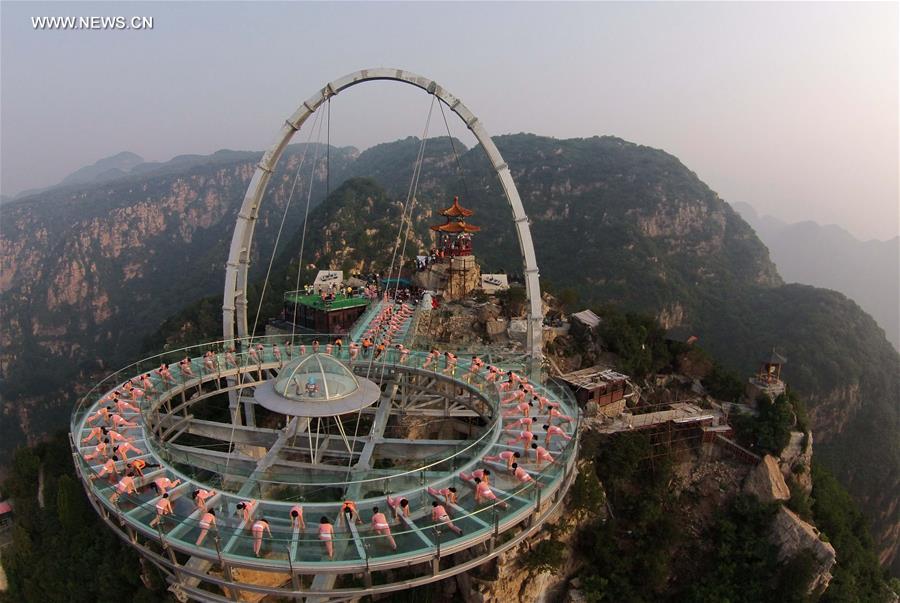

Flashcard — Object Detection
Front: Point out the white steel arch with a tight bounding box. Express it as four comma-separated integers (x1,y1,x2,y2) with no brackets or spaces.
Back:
223,68,543,368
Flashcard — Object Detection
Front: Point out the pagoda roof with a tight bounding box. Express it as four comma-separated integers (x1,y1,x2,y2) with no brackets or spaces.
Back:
440,196,474,218
430,220,481,233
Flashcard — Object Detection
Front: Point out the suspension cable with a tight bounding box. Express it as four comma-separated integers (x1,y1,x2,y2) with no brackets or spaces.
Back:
226,114,324,479
326,98,331,200
382,94,436,308
249,109,323,340
289,114,328,344
368,95,436,391
438,99,469,201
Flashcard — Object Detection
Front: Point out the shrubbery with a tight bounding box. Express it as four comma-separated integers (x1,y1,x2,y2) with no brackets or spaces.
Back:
733,393,797,456
1,433,169,603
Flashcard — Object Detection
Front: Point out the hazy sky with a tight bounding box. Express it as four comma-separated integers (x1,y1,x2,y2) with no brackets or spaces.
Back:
2,1,897,240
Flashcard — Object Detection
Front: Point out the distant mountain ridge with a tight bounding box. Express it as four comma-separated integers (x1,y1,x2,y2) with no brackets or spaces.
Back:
734,202,899,351
5,147,337,203
58,151,145,186
1,134,897,574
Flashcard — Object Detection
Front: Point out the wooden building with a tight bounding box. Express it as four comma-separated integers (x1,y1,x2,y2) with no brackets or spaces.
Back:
559,366,631,416
282,293,370,334
570,309,601,338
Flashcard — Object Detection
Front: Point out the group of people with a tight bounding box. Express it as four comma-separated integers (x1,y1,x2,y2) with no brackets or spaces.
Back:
83,387,149,504
77,293,576,562
147,441,561,561
351,301,415,362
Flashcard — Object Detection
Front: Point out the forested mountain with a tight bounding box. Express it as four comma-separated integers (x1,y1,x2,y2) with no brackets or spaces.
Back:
1,134,897,574
733,201,900,351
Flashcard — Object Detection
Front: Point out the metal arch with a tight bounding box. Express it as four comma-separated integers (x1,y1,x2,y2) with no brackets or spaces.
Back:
223,68,544,369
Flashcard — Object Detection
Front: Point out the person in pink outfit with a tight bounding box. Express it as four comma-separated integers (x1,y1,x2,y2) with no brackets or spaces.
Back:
91,456,120,481
150,493,174,527
548,407,574,424
289,505,305,530
502,401,533,418
272,344,282,366
153,476,181,495
111,414,138,429
473,478,508,509
193,488,216,512
140,374,155,393
236,500,256,524
502,387,526,405
506,416,536,432
459,468,490,485
319,517,334,559
84,440,109,461
506,430,536,456
422,349,438,369
427,486,458,506
114,397,140,414
109,474,137,503
370,507,397,550
196,510,217,546
431,502,462,535
543,424,572,446
484,450,521,471
531,443,558,468
386,495,410,522
536,395,558,411
114,441,143,461
87,406,112,425
443,352,457,376
252,518,272,556
511,463,543,487
179,357,194,378
82,426,104,445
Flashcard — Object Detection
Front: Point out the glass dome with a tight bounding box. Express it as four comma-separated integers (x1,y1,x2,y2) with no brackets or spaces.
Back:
274,353,360,402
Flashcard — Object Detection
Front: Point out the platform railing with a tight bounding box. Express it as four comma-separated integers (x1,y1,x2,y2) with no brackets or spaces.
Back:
70,330,580,570
72,341,573,469
73,424,576,570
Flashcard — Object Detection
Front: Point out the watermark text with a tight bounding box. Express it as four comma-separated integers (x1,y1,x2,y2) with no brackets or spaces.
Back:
31,16,153,30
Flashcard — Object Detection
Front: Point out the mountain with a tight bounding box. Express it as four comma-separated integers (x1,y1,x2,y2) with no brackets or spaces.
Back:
6,148,290,203
7,152,147,201
733,202,899,351
58,151,146,187
0,142,356,457
1,134,897,575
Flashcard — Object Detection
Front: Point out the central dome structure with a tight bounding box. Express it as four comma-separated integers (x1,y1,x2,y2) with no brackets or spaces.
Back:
254,353,381,417
275,353,359,401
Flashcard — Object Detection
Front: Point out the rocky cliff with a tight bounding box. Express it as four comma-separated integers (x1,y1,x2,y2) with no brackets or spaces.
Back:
0,144,355,452
2,134,896,572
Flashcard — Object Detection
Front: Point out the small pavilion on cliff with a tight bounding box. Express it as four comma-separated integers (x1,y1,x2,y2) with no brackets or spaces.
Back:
745,348,788,401
430,196,480,258
414,196,482,300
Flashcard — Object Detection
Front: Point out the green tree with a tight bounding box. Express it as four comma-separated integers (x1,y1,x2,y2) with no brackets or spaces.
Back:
754,394,794,455
812,464,891,602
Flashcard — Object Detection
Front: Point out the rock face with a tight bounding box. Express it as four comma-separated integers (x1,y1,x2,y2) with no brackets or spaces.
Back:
0,145,356,455
770,506,837,594
413,256,482,301
743,455,791,503
485,318,508,339
779,431,813,495
468,517,577,603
